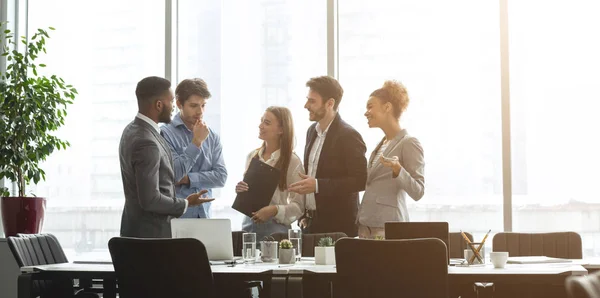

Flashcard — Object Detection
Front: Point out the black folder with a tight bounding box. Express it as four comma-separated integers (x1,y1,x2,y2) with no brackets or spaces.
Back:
232,158,281,217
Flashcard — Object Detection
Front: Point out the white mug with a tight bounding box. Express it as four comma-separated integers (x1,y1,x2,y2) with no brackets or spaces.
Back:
490,251,509,268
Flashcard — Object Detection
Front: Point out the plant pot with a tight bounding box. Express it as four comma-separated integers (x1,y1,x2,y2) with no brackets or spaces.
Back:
278,248,296,264
260,241,278,262
315,246,336,265
1,197,46,237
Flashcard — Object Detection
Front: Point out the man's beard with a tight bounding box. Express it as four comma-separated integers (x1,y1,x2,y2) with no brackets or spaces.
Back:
158,108,172,124
310,107,326,121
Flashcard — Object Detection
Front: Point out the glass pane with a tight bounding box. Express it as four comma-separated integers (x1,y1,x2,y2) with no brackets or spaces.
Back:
339,0,503,242
178,0,326,229
27,0,165,259
509,0,600,257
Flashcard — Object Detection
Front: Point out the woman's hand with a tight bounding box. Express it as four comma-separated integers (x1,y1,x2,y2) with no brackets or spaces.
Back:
251,205,278,223
380,156,402,177
235,181,249,193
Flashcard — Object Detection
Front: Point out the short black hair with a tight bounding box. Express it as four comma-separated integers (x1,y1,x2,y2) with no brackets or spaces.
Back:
305,76,344,110
135,76,171,108
175,78,211,104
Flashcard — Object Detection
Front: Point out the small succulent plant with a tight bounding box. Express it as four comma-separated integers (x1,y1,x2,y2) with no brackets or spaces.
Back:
280,239,293,249
374,235,385,240
317,237,334,247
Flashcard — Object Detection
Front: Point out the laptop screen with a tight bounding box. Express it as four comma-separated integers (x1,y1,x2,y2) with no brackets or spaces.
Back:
171,218,235,261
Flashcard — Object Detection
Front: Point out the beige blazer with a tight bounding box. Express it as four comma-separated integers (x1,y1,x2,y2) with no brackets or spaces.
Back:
357,129,425,228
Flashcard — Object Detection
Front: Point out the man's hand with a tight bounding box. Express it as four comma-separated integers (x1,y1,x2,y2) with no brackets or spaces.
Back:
235,181,249,193
288,173,316,194
380,156,402,177
186,189,214,206
175,175,190,186
251,205,278,223
192,119,209,147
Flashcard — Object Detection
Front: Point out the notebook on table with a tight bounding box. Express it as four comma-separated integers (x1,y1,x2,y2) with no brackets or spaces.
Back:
506,256,572,264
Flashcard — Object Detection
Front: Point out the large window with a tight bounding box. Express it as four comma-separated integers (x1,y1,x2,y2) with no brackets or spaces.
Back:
338,0,503,241
509,1,600,256
177,0,326,229
27,0,165,257
9,0,599,258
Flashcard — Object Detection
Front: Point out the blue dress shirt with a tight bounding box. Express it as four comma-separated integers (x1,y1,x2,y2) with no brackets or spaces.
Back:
160,113,227,218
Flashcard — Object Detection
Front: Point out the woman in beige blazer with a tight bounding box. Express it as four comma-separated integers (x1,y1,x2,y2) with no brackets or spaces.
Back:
357,80,425,239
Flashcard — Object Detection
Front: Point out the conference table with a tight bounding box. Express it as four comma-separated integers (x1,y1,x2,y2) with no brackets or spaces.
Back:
18,257,596,298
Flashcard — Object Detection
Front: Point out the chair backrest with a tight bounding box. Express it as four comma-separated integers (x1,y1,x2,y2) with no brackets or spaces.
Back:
109,237,215,298
302,232,347,257
270,232,287,242
385,222,450,262
7,234,73,297
232,231,244,257
566,271,600,298
335,238,449,298
448,232,473,258
493,232,582,259
18,233,69,263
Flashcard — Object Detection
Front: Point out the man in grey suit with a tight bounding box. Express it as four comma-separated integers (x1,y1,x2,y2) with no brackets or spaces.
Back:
119,76,213,238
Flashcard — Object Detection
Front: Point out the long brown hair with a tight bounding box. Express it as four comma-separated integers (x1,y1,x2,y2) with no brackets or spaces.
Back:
256,106,294,190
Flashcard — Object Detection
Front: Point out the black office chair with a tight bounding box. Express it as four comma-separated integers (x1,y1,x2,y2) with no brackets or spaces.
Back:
109,237,215,298
335,238,449,298
8,235,99,298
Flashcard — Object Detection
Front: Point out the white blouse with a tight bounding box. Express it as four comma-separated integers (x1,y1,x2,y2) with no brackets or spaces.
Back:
244,148,306,225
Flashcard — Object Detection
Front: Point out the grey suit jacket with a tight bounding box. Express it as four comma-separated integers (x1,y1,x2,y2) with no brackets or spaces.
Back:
357,129,425,228
119,117,186,238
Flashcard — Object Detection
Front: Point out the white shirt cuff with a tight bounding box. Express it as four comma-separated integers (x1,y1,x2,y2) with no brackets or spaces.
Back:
315,180,319,194
183,199,188,214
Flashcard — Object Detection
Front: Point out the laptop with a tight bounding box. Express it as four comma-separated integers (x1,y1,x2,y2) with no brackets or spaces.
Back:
384,222,450,261
171,218,240,263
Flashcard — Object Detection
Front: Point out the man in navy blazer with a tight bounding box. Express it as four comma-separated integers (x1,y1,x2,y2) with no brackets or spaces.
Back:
288,76,367,237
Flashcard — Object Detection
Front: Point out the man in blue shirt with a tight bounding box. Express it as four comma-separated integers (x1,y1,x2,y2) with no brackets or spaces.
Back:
160,78,227,218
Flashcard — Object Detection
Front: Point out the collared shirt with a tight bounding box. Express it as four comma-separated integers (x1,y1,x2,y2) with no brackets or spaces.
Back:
305,118,334,211
135,113,188,212
136,113,159,133
242,147,305,225
160,113,227,218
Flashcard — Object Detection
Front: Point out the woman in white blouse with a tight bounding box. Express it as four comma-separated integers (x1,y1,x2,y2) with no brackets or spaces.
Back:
235,106,305,241
357,80,425,239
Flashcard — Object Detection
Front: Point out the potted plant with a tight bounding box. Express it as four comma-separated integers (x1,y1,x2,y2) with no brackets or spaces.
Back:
260,236,278,263
0,22,77,237
278,239,296,264
374,235,385,240
315,237,336,265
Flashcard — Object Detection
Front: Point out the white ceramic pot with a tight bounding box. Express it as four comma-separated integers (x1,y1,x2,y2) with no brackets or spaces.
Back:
278,248,296,264
314,246,336,265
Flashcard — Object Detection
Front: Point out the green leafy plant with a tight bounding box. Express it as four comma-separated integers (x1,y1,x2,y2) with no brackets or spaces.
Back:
279,239,293,249
317,237,334,247
374,235,385,240
0,21,77,197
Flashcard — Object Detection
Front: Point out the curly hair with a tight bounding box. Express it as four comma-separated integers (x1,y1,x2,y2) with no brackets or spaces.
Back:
370,80,409,119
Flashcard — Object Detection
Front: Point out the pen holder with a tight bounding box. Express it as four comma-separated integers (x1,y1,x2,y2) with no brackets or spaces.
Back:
464,242,485,265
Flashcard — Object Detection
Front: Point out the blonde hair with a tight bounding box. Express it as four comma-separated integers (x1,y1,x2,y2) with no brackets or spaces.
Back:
370,80,409,119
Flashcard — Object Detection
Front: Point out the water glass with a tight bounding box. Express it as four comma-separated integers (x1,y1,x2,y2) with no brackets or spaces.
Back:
288,229,302,260
242,232,257,264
